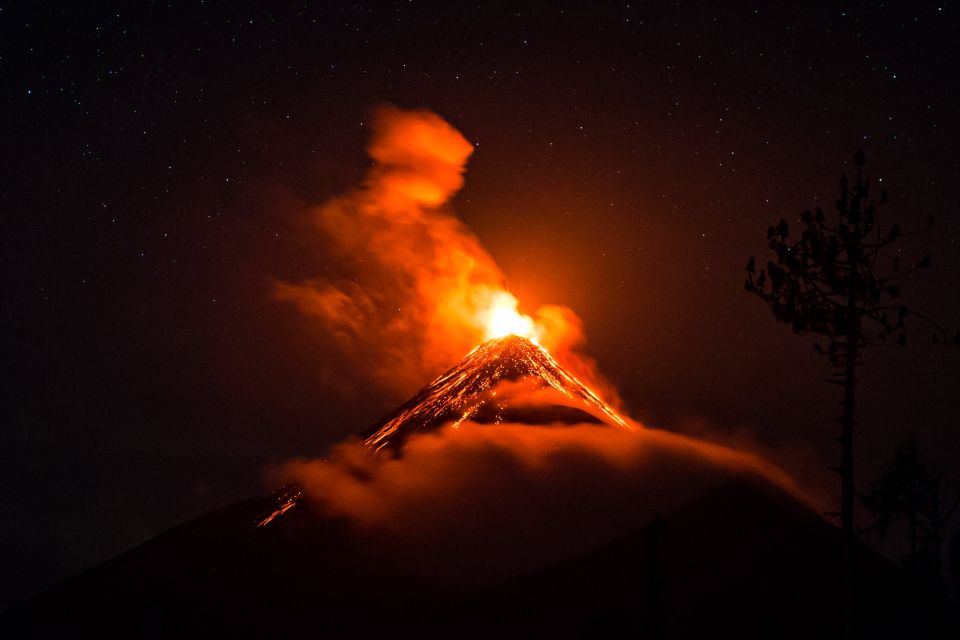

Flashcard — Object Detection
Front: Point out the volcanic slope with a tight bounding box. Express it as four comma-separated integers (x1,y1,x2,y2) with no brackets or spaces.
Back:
6,480,948,638
7,335,953,637
363,335,629,450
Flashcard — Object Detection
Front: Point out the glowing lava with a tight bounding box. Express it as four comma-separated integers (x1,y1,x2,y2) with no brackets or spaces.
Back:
479,290,541,343
364,335,631,451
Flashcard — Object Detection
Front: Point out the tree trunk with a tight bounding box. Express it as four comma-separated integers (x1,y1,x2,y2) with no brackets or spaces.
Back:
908,504,918,563
932,480,942,580
841,320,859,638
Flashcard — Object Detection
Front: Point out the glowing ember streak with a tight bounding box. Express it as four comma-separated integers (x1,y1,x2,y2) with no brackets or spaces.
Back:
257,489,302,527
479,290,541,343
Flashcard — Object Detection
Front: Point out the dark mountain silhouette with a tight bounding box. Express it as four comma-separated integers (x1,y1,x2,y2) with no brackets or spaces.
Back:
5,337,954,637
457,480,947,638
5,478,950,638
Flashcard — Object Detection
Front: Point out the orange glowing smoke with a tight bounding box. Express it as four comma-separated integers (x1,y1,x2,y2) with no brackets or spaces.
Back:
277,422,808,586
275,106,610,400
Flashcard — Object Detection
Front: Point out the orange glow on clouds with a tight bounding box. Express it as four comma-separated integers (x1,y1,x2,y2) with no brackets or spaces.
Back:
274,105,614,401
276,423,807,586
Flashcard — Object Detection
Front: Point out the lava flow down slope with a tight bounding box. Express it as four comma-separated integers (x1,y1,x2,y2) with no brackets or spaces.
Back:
364,334,630,451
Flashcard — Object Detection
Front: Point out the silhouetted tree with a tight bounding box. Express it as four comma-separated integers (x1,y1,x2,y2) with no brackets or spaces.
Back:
744,151,955,637
861,436,960,580
951,532,960,602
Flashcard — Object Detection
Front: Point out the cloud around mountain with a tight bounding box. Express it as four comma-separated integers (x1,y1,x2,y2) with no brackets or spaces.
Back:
277,421,805,587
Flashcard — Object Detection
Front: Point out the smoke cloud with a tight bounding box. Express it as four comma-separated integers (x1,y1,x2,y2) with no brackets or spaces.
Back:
276,422,806,588
274,106,608,398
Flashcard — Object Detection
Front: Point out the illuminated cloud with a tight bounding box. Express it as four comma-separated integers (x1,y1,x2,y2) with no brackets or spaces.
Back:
277,422,805,587
274,106,610,399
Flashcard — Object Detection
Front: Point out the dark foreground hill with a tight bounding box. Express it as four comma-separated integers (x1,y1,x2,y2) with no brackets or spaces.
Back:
6,337,955,637
5,478,953,638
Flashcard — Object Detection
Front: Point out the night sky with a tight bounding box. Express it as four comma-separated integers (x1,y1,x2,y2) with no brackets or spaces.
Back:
4,1,960,610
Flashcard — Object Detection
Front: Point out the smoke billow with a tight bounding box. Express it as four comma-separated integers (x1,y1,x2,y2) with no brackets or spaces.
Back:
277,423,805,587
274,106,608,399
269,107,817,591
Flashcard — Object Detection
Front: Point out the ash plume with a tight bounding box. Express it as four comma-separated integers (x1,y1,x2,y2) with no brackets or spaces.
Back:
274,106,611,400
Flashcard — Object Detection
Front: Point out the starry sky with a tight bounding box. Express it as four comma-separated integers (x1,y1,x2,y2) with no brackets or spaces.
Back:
4,0,960,610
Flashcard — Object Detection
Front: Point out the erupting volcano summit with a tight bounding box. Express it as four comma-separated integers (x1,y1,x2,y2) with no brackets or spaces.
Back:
364,335,630,451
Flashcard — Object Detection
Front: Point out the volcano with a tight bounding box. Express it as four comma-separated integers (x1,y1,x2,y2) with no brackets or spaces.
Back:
364,335,629,451
5,337,953,637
